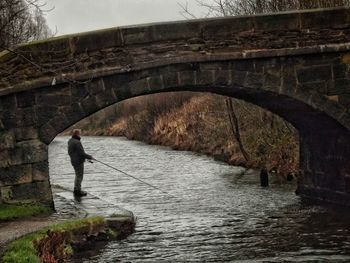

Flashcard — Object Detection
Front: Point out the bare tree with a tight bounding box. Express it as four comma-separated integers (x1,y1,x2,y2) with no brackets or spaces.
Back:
0,0,53,50
226,98,250,161
180,0,350,17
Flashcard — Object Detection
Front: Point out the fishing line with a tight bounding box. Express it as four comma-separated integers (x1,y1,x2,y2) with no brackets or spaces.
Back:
92,158,177,199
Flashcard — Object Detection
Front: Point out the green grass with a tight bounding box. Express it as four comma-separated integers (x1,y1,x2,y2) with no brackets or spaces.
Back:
2,217,104,263
0,204,52,222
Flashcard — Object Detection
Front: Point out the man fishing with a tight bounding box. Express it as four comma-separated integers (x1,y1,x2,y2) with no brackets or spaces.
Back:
68,129,93,196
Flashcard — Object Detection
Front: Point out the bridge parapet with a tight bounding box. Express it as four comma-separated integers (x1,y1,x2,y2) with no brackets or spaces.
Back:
2,8,350,94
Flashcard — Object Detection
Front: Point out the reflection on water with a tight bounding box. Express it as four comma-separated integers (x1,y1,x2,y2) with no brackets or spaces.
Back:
49,137,350,262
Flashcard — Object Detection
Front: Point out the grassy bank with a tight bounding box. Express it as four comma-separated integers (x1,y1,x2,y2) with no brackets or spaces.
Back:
0,204,52,222
2,217,104,263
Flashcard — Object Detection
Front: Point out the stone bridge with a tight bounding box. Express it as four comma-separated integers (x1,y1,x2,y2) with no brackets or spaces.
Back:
2,7,350,207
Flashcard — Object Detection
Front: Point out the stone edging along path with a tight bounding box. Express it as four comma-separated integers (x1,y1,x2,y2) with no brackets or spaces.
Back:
0,185,136,259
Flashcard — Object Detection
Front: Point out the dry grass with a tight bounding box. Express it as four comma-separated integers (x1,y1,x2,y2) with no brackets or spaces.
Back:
106,93,299,178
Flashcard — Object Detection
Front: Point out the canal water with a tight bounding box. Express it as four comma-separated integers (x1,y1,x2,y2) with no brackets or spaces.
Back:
49,136,350,262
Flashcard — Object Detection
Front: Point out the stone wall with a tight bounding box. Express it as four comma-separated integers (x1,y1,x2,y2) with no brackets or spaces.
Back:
0,92,53,206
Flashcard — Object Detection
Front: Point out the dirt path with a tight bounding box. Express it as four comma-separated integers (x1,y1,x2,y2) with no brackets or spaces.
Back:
0,186,131,253
0,218,56,248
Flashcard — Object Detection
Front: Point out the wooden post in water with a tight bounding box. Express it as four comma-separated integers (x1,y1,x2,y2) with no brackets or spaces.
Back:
260,168,269,187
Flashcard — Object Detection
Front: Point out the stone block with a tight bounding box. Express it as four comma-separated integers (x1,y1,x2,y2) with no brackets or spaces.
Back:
32,161,49,182
179,71,196,86
1,181,52,204
81,96,100,115
112,84,132,101
71,85,89,101
95,88,118,108
36,105,58,126
335,79,350,94
301,53,338,67
14,127,38,141
47,114,71,135
327,79,350,95
297,65,332,84
16,91,36,108
61,103,85,128
253,12,299,31
19,37,70,56
339,94,350,108
300,8,349,29
281,66,297,93
0,150,10,168
326,95,339,102
300,81,327,94
164,63,198,73
1,112,22,129
332,64,347,79
121,25,154,45
0,130,15,149
200,62,230,71
231,71,247,87
103,74,133,89
152,21,200,41
344,174,350,194
39,124,56,144
231,60,257,72
197,70,214,86
0,164,32,186
244,72,264,89
129,78,149,96
214,70,231,86
264,72,281,90
36,84,71,106
106,217,135,230
147,76,164,91
37,94,71,107
162,73,179,88
86,79,104,95
133,68,160,80
9,140,48,166
0,95,17,112
202,16,253,39
1,186,12,202
72,28,123,53
18,107,38,127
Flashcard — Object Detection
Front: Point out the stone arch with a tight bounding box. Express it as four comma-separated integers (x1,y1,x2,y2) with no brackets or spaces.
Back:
27,55,349,206
38,55,350,143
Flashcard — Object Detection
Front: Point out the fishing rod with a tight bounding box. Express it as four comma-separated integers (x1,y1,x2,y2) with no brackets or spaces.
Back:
92,158,177,199
55,141,177,199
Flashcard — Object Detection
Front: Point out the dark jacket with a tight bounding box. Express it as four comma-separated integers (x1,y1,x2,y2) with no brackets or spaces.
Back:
68,136,92,166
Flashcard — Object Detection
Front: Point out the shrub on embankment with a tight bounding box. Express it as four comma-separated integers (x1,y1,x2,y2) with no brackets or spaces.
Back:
69,93,299,179
110,94,298,178
2,217,103,263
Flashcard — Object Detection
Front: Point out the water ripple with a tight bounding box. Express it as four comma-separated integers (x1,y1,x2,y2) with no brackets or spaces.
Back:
49,137,350,262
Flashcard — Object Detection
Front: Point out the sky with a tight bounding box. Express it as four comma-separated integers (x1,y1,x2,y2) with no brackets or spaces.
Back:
43,0,208,36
